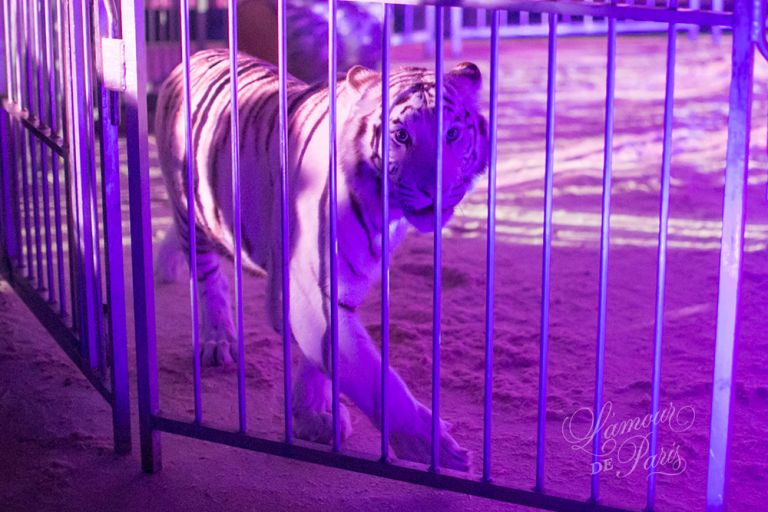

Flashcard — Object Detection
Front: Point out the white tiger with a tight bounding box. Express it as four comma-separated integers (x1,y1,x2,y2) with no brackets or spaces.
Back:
154,49,488,471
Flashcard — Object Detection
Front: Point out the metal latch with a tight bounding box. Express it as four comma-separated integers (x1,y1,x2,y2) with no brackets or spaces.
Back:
101,37,126,92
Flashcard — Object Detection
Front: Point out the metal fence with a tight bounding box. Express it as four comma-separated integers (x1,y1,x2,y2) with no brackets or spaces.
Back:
141,0,729,92
0,0,131,454
0,0,758,511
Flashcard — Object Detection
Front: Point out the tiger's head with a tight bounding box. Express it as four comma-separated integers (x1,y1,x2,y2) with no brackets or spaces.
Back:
343,62,489,233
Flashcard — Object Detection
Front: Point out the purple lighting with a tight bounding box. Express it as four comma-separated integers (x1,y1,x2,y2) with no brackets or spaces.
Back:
0,1,764,511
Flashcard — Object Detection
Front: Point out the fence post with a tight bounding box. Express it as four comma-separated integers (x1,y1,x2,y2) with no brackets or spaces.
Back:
122,0,163,473
96,0,132,456
705,0,753,510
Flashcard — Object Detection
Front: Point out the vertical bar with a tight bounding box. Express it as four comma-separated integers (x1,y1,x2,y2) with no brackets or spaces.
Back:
328,0,341,453
403,6,413,34
0,0,7,102
450,7,462,57
5,0,21,271
84,2,107,345
35,0,55,300
536,11,557,493
17,0,33,281
706,0,753,508
277,0,293,446
62,0,81,331
646,5,677,509
195,0,207,50
227,0,247,434
424,6,435,58
688,0,701,39
380,2,391,463
180,0,202,425
591,8,617,504
431,5,444,473
584,0,594,31
0,131,11,273
68,0,103,370
712,0,723,43
0,107,11,266
96,0,132,456
483,8,500,484
122,0,162,473
0,0,18,267
25,0,44,290
16,3,35,283
64,0,86,335
0,0,12,268
45,0,67,316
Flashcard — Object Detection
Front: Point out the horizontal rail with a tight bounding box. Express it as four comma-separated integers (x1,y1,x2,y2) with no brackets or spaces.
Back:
1,97,66,157
349,0,734,26
0,262,113,403
152,414,633,512
454,20,713,40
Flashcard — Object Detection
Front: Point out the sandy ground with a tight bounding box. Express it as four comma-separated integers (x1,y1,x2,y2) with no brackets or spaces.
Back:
2,34,768,511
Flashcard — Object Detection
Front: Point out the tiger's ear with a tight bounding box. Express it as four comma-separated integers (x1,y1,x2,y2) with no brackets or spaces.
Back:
346,65,379,95
447,62,482,97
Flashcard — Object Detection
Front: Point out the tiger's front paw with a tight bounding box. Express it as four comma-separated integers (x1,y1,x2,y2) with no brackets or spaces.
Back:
293,402,352,445
200,322,239,367
200,337,238,367
390,405,471,472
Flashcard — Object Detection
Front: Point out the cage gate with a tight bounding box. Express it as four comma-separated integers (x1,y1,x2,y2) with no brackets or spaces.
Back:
0,0,131,454
0,0,760,511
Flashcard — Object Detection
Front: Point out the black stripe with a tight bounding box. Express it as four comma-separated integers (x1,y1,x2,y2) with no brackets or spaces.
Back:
348,191,377,259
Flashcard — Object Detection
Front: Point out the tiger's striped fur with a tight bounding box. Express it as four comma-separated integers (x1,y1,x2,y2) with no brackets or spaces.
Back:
154,48,488,470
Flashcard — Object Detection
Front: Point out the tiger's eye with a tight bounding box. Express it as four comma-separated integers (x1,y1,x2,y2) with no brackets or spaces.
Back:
446,127,460,142
394,128,410,144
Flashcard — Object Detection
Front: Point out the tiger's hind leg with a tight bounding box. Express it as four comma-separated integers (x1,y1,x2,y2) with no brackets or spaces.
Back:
155,226,188,284
197,249,239,366
161,221,239,366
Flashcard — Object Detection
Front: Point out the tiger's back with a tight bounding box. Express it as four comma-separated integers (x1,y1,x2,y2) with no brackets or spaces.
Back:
154,48,336,273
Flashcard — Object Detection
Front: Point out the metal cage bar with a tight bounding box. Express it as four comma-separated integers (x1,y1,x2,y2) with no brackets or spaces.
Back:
380,2,392,463
97,0,133,455
0,0,10,266
69,0,105,371
123,0,162,473
328,0,342,453
277,0,294,445
0,0,18,268
25,0,45,292
646,1,678,507
536,9,558,493
431,5,445,472
591,4,617,503
179,0,203,425
0,0,132,455
482,7,501,484
44,0,67,317
17,0,33,282
706,0,754,508
33,0,55,299
227,0,248,434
